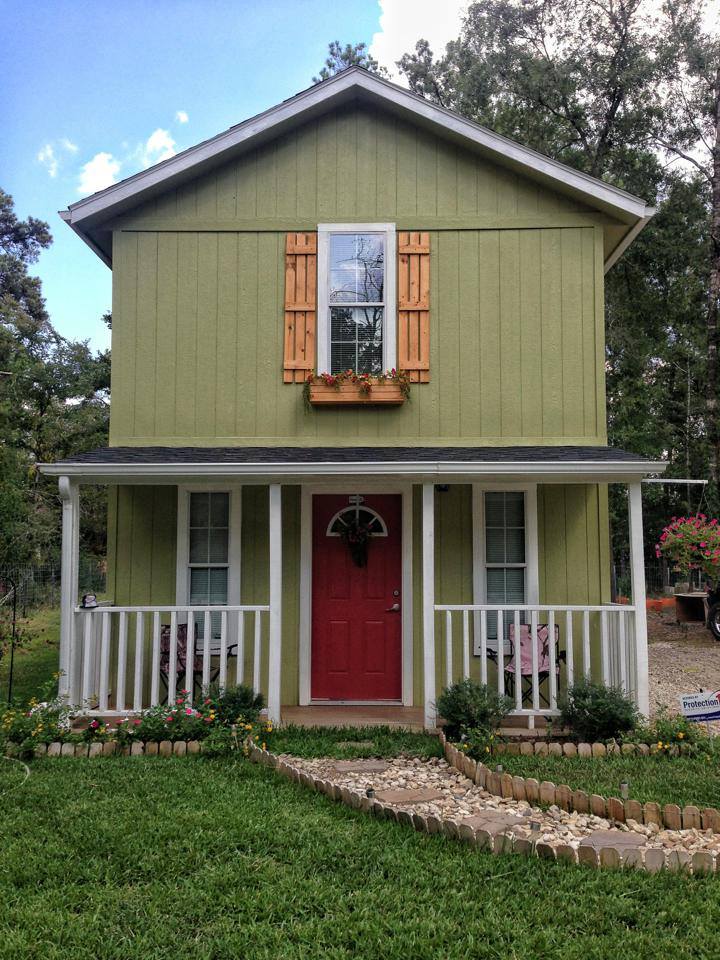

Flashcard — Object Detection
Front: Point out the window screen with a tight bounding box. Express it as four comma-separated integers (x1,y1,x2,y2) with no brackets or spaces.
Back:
188,492,229,640
484,492,526,638
328,233,384,375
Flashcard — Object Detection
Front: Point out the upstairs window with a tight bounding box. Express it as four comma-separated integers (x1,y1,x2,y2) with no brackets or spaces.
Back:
317,224,396,375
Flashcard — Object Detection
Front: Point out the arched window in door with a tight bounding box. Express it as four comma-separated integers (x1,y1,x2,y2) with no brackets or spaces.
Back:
326,505,388,538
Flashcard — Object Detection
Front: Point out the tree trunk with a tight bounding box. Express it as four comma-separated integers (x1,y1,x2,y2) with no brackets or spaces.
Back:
707,67,720,483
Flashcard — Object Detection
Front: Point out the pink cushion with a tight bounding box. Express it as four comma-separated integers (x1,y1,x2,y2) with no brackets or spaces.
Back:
505,623,557,675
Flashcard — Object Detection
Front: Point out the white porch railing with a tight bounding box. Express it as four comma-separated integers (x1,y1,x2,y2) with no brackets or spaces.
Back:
433,604,637,721
68,605,270,715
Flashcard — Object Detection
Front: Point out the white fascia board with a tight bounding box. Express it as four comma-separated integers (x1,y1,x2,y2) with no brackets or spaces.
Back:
603,214,655,273
62,69,652,232
39,458,665,483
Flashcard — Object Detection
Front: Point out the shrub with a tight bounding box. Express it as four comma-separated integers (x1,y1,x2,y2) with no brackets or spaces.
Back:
200,726,236,758
436,679,511,740
206,683,265,726
0,680,71,752
461,725,503,760
560,679,639,742
632,708,718,758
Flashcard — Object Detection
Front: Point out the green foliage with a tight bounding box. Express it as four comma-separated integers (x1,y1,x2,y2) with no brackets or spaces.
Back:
205,682,264,726
560,679,640,742
461,725,503,761
312,41,389,83
436,679,512,740
632,708,717,758
265,724,442,760
654,514,720,581
0,678,70,752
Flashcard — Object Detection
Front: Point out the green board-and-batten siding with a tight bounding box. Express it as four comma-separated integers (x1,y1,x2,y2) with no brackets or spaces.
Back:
108,482,609,707
109,104,609,448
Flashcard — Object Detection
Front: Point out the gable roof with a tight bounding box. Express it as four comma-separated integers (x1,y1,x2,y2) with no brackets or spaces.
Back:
60,67,655,269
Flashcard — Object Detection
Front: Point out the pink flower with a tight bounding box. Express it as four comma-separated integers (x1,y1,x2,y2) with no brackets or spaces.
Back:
90,719,99,729
185,708,194,715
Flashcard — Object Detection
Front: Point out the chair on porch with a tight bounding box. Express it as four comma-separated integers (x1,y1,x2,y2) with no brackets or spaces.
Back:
492,623,564,708
159,622,237,701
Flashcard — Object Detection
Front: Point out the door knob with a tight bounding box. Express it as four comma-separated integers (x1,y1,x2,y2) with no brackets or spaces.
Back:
386,603,401,612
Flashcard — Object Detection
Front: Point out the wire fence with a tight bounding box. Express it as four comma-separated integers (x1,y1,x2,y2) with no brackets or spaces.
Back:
612,555,704,600
0,558,106,617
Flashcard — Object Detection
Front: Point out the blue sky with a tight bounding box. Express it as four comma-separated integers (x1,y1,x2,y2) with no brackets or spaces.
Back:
2,0,464,352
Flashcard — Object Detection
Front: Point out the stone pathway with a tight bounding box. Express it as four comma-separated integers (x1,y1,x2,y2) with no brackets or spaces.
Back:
283,754,720,858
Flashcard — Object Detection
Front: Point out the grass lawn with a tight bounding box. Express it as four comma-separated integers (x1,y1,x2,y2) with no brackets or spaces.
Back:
2,756,720,960
0,607,59,705
494,753,720,809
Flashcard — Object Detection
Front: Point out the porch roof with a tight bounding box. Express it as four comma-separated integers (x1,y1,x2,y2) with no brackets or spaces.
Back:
39,444,665,484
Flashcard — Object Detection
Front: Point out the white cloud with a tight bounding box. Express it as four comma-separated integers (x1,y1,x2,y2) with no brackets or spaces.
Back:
60,137,79,154
37,144,58,178
176,110,189,124
78,152,121,194
141,128,177,167
369,0,467,80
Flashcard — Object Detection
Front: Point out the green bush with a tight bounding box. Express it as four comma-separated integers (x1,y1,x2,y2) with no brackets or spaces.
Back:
436,679,511,740
632,708,717,758
559,679,639,742
200,727,236,758
206,683,264,726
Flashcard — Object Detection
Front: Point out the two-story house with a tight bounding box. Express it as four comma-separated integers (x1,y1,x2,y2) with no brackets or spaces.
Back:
41,68,664,729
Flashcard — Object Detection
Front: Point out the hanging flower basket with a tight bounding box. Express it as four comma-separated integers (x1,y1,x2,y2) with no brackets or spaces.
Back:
655,515,720,584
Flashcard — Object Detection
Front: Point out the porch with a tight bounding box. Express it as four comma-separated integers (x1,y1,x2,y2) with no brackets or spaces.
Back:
40,445,663,730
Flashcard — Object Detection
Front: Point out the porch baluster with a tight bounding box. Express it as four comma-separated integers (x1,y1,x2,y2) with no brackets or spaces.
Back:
479,610,487,684
547,610,557,710
530,610,540,713
236,611,245,686
202,610,212,692
618,610,628,692
167,611,178,704
462,610,470,680
582,610,591,678
219,610,228,692
133,612,144,712
117,611,128,712
445,610,452,687
600,610,609,685
564,610,574,689
496,610,505,697
150,612,161,706
513,610,521,712
185,612,194,703
81,612,93,708
253,610,261,694
99,610,110,712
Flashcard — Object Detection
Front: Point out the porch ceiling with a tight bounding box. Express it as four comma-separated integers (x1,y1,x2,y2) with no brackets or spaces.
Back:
38,444,665,485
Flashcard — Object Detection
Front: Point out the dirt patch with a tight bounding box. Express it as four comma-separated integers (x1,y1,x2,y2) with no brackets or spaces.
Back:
648,609,720,728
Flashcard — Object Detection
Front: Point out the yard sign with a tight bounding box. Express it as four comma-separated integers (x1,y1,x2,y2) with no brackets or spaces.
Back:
679,691,720,722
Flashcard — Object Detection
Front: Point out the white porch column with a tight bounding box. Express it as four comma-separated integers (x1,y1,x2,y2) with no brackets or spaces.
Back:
268,483,282,725
628,481,649,717
58,476,80,702
422,482,436,729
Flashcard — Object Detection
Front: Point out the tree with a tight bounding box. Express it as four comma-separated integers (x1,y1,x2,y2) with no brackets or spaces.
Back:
312,41,390,84
0,189,110,568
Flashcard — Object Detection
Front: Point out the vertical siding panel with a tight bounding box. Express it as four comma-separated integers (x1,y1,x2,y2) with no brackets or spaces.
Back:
114,486,134,605
296,122,317,219
375,109,397,218
281,486,300,705
150,487,177,603
477,158,498,214
499,231,521,436
479,231,501,436
196,234,218,437
235,150,257,217
583,484,602,605
256,233,279,436
581,227,598,438
335,109,358,219
520,231,542,438
155,233,177,437
129,488,153,605
236,234,258,438
215,162,237,219
110,232,137,442
395,120,417,217
459,232,481,438
561,229,584,438
275,135,297,218
597,484,612,600
415,134,437,216
176,180,197,217
175,233,198,437
106,486,119,602
316,113,337,220
134,234,158,438
153,189,178,219
541,486,568,604
355,108,377,217
436,145,458,216
438,232,460,437
195,172,217,218
457,151,478,216
594,226,608,440
496,169,519,215
216,233,238,437
541,229,563,437
256,142,278,218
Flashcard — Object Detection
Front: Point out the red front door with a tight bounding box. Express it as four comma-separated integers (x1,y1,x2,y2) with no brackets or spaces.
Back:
311,494,402,701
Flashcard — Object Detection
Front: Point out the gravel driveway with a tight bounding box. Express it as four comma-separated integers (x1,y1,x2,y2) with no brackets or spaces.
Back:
648,610,720,724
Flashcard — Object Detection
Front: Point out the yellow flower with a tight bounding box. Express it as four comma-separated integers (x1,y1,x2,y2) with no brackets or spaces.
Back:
657,741,663,749
485,746,490,753
678,732,685,740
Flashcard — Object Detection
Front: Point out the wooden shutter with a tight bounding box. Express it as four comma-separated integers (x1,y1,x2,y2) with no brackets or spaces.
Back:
284,232,317,383
397,232,430,383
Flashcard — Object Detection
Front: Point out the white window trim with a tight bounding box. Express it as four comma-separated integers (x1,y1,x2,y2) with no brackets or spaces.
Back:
472,483,539,653
316,223,397,374
176,486,242,611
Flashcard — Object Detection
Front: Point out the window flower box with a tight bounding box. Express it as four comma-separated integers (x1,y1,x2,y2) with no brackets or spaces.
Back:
304,371,410,407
